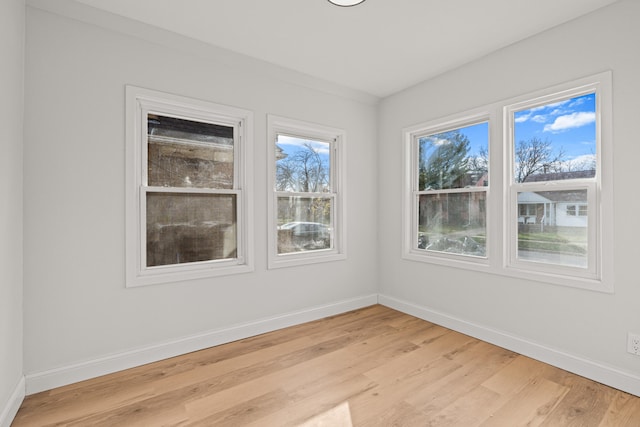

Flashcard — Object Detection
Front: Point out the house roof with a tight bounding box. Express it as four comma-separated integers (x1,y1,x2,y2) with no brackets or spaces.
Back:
524,169,595,182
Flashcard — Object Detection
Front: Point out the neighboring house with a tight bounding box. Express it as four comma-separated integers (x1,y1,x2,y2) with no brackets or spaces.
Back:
518,190,588,228
518,170,594,228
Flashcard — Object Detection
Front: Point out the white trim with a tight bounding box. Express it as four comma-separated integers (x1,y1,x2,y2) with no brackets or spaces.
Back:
379,294,640,398
20,293,640,399
126,86,254,287
24,294,378,395
0,377,25,427
267,115,347,269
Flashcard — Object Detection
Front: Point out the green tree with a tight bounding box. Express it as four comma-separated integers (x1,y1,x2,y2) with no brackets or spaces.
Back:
419,130,471,190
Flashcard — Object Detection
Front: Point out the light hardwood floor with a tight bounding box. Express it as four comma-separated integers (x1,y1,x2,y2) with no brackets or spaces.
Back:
13,305,640,426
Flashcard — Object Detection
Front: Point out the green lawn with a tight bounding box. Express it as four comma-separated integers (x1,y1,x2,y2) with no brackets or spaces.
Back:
518,231,586,255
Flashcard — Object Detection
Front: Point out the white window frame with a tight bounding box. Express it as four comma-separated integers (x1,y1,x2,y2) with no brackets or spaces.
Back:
402,71,613,292
402,110,493,270
267,115,346,269
504,75,612,289
126,86,253,287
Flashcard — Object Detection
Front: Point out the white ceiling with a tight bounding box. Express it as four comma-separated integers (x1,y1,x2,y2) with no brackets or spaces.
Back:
73,0,619,98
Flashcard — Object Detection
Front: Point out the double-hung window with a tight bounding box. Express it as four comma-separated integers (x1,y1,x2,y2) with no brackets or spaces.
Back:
267,115,346,268
126,86,253,286
505,81,608,283
404,114,491,267
403,71,613,291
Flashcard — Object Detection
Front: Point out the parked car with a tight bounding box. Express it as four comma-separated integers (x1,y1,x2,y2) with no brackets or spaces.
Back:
278,222,330,248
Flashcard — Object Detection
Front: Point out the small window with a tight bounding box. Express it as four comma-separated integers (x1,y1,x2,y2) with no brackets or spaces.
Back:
126,86,253,286
268,115,345,268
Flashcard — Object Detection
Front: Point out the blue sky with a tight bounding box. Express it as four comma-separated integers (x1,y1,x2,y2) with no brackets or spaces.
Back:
447,93,596,169
276,135,330,163
514,93,596,164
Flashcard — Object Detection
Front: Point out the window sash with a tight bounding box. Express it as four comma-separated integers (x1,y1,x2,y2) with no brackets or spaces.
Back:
412,188,488,259
140,188,244,272
275,193,336,255
507,181,598,279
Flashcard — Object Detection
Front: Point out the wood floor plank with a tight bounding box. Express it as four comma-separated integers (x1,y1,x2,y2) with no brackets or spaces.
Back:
405,341,517,416
599,392,640,426
351,357,462,425
422,385,502,427
479,377,569,427
539,379,617,427
12,305,640,427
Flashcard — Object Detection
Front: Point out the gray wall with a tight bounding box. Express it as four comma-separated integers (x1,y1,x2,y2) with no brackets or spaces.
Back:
0,0,24,422
378,0,640,379
23,5,378,377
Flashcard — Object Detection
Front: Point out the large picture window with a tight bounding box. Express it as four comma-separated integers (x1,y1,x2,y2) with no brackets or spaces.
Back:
403,72,613,292
267,115,346,268
126,86,253,286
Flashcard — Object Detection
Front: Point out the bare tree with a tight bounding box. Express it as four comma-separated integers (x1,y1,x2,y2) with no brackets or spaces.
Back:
276,143,329,192
515,137,565,183
275,156,296,191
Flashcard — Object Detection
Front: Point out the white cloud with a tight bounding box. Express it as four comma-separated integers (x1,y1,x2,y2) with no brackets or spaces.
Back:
559,154,596,171
277,135,330,155
543,112,595,132
420,136,451,146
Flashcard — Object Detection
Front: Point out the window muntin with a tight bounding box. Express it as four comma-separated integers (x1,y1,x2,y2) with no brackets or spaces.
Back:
267,115,345,268
126,86,253,286
413,121,489,259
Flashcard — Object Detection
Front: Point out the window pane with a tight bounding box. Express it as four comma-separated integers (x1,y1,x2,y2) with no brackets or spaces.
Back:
277,196,332,254
418,192,486,257
275,135,330,192
517,190,587,268
146,193,237,267
513,93,596,183
148,114,234,189
418,122,488,190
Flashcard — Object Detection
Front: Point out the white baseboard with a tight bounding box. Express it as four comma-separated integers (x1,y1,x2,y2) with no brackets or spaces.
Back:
379,294,640,397
25,294,378,395
0,376,25,427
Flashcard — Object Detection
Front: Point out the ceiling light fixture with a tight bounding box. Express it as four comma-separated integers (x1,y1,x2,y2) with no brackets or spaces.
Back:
328,0,366,7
